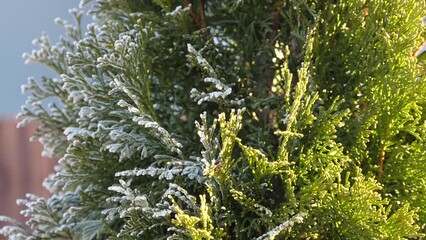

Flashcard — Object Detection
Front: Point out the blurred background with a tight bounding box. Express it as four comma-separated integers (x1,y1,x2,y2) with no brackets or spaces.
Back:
0,1,80,235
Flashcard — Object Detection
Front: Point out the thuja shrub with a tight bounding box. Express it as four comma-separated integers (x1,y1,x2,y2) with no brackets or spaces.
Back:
1,0,426,239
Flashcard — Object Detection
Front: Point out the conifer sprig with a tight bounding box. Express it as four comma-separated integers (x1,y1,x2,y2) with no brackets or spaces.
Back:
1,0,425,239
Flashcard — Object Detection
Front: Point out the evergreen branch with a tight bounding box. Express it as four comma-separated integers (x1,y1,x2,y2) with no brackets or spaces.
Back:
254,212,307,240
2,1,425,239
276,28,315,163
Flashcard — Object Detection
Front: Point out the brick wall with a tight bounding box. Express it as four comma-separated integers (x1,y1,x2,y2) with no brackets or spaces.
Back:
0,119,56,238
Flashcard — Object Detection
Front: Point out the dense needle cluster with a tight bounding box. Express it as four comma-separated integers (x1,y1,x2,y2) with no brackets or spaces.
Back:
1,0,426,239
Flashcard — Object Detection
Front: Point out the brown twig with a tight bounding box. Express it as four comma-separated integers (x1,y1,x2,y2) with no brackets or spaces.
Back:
269,11,281,43
290,37,299,59
377,146,385,181
183,0,198,25
198,0,206,29
183,0,207,29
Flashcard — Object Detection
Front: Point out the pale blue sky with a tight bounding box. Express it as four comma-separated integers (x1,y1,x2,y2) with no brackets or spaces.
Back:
0,1,81,117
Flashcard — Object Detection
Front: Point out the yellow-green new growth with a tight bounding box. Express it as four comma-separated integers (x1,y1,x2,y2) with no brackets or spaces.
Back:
238,143,290,185
169,195,226,239
216,109,244,182
276,29,315,163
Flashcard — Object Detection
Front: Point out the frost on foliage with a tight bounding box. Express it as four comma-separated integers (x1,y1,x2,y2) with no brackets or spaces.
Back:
6,193,82,239
195,111,220,178
18,79,70,159
54,8,84,41
116,156,204,183
16,9,84,160
190,77,232,105
0,216,29,240
64,127,93,141
2,0,426,239
106,182,207,238
166,5,190,16
96,30,143,70
104,125,154,162
163,183,198,210
187,44,244,105
105,180,173,238
133,115,183,156
255,212,307,240
117,99,183,156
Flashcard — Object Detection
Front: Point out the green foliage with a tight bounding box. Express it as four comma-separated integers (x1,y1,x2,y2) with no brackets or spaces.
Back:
1,0,425,239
